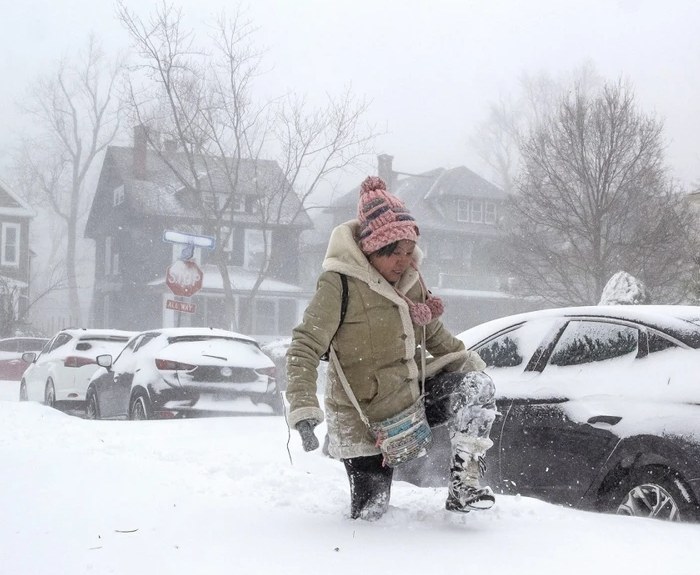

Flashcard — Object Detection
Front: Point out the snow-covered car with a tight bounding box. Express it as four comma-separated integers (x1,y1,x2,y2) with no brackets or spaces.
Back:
396,305,700,522
85,327,282,420
0,337,48,381
19,329,135,407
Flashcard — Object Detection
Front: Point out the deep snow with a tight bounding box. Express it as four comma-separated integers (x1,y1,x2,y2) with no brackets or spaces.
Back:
1,388,698,575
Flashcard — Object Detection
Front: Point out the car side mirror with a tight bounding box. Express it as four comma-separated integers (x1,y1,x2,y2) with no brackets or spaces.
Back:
96,354,113,369
21,352,36,364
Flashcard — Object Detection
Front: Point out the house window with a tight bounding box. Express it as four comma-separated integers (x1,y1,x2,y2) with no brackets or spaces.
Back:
457,200,470,222
244,229,271,270
244,195,259,214
203,193,220,213
254,299,276,334
232,196,245,213
485,202,497,224
220,227,244,266
457,200,497,224
1,223,20,266
470,200,483,223
113,184,125,206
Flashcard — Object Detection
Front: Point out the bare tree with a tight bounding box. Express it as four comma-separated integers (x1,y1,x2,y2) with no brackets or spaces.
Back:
502,79,697,305
470,63,601,192
16,37,121,324
118,1,377,331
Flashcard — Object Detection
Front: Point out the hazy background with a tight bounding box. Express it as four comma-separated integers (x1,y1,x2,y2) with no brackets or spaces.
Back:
2,0,699,190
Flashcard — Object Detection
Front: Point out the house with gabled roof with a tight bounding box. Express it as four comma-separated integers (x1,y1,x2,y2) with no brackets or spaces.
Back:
315,155,541,332
85,128,313,336
0,177,35,333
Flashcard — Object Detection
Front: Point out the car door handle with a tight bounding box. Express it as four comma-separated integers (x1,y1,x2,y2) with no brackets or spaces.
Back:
587,415,622,426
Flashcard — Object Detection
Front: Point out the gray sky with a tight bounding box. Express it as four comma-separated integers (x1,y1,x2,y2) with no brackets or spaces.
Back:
3,0,699,191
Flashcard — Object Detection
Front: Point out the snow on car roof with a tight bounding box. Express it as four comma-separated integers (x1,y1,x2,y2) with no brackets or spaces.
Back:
142,327,256,343
60,328,137,341
458,305,700,347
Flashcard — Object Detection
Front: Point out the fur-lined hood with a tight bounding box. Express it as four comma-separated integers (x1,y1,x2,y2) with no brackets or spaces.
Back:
322,219,423,296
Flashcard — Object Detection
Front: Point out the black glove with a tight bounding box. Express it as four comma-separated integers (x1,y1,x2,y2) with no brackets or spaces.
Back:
296,419,320,452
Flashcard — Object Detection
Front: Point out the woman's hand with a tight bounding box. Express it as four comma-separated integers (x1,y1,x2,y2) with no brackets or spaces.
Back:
295,419,320,451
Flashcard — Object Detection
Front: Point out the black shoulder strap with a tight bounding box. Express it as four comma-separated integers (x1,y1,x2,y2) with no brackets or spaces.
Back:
338,273,349,328
320,273,348,362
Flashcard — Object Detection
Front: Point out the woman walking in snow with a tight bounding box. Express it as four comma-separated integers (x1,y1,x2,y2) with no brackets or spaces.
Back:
286,175,497,520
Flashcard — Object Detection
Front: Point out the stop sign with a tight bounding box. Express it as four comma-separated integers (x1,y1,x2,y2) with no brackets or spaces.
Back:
166,260,203,297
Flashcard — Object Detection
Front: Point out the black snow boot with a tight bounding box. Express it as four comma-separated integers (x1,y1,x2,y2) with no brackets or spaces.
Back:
343,454,393,520
445,433,495,513
445,453,495,512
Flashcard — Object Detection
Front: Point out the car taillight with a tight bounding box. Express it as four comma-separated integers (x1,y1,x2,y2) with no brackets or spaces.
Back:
64,356,95,368
155,358,196,371
256,366,276,378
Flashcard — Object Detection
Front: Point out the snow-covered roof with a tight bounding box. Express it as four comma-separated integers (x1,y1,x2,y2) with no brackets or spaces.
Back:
0,177,34,218
96,146,312,228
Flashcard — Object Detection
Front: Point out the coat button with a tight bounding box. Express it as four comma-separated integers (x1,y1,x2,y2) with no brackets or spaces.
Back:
401,334,407,340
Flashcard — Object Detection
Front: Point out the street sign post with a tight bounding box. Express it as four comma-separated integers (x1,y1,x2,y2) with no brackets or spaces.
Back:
162,230,214,324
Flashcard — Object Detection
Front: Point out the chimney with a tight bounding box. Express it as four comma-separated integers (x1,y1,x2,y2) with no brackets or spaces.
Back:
377,154,394,190
133,125,148,180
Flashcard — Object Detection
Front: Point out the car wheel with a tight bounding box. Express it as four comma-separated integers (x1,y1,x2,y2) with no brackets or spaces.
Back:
85,389,100,420
611,466,697,522
129,393,152,420
19,380,28,402
44,379,56,408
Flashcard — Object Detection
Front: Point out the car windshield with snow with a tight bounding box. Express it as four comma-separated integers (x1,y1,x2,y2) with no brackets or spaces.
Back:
396,305,700,522
85,327,281,420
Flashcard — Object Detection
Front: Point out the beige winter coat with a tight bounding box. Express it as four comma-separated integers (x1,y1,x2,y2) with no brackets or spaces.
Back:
286,221,485,459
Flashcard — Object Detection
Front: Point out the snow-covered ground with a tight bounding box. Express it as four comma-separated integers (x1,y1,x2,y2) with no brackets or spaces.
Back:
1,396,698,575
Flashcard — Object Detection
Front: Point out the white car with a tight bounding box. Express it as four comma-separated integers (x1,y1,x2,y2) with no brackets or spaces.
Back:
87,327,282,419
20,328,135,408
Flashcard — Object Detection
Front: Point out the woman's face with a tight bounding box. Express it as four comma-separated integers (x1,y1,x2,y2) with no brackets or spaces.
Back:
369,240,416,284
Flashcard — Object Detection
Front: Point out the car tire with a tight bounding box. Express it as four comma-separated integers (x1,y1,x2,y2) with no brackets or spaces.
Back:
44,379,56,408
85,389,100,420
19,380,28,402
610,466,698,522
129,393,152,420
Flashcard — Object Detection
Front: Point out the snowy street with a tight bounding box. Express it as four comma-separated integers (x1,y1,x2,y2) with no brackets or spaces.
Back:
1,398,698,575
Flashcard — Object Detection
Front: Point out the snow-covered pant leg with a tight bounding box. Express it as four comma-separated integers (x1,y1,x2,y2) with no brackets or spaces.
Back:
424,370,496,441
424,371,497,511
342,454,393,520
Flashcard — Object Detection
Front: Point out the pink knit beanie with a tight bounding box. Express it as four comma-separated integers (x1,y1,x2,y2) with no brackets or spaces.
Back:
357,176,419,255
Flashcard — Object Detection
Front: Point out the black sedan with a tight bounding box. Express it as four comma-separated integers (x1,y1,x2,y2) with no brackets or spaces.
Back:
85,327,282,420
397,305,700,521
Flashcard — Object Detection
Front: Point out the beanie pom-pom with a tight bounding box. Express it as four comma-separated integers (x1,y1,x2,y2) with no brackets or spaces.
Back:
360,176,386,195
426,295,444,319
410,303,433,326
